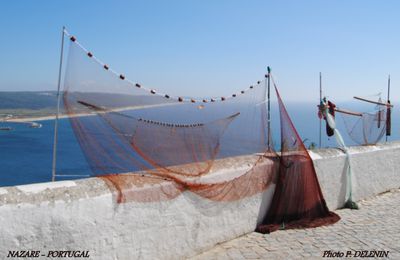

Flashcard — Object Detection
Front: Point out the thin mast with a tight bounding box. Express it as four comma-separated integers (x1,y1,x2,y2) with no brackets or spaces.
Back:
267,66,271,150
319,72,322,148
386,74,391,142
52,26,65,182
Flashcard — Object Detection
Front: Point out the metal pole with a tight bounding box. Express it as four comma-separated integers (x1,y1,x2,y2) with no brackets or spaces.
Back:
267,66,271,150
319,72,322,148
386,74,391,142
387,74,391,102
52,26,65,182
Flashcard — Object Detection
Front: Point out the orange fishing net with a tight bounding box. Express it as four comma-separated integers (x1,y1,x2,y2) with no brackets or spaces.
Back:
60,33,339,232
61,38,273,203
256,79,340,233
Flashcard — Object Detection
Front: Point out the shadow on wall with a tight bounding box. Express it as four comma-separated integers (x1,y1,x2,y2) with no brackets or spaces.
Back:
256,156,279,226
256,184,276,226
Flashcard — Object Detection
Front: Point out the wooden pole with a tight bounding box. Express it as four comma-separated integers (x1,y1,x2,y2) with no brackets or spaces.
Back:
386,74,391,142
353,96,393,107
387,75,391,102
267,66,271,150
319,72,322,148
51,26,65,182
334,108,362,117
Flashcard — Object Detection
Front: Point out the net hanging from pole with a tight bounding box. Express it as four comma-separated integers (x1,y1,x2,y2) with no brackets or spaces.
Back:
340,97,387,145
60,32,339,232
319,94,391,146
60,33,275,203
318,97,358,209
256,78,340,233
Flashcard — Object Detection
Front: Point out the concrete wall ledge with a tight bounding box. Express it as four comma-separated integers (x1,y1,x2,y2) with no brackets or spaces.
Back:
1,142,399,259
310,141,400,210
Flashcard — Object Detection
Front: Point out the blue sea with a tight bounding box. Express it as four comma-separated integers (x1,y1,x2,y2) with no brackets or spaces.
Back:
1,101,398,187
0,119,91,187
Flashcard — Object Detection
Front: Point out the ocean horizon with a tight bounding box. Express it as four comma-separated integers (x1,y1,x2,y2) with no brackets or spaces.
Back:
1,100,398,187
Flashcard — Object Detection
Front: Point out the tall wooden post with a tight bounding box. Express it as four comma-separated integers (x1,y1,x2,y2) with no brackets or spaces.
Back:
319,72,322,148
267,66,271,150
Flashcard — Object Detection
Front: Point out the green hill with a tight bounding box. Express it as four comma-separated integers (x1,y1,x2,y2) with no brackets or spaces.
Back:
0,91,169,118
0,91,58,118
0,91,57,110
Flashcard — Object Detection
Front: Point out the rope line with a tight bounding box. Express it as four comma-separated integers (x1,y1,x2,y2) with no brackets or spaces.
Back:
64,29,267,103
77,99,240,128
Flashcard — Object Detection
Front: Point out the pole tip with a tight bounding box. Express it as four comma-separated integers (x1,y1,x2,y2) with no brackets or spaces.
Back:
267,66,271,73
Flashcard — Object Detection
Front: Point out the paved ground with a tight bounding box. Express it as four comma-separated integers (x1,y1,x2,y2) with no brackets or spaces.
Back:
191,189,400,259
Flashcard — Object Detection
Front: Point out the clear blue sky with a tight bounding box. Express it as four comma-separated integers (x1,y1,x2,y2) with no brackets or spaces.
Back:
1,0,399,101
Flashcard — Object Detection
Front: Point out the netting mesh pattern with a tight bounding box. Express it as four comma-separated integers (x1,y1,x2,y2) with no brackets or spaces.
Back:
256,83,340,233
341,107,387,145
60,35,339,232
99,155,278,203
61,39,272,203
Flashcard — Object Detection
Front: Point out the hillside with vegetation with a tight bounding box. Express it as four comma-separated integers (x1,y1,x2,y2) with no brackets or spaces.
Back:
0,91,59,118
0,91,171,119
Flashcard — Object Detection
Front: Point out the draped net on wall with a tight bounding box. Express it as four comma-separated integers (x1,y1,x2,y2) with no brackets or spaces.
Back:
59,32,339,230
256,79,340,233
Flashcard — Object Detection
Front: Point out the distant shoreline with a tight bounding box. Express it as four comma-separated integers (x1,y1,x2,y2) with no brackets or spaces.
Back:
7,115,64,122
4,102,180,123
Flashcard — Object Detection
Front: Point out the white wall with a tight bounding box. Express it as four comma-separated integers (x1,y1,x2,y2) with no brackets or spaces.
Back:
0,142,399,259
0,156,276,260
311,141,400,210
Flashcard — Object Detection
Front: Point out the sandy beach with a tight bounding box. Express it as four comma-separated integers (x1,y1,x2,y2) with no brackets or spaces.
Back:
3,102,181,123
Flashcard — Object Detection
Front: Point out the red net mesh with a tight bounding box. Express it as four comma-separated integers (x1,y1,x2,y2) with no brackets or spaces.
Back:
60,36,339,232
60,40,274,203
256,82,340,233
99,154,278,203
